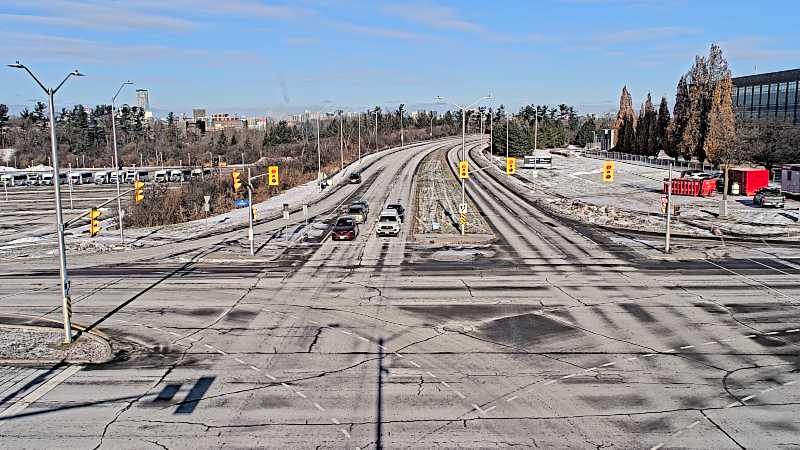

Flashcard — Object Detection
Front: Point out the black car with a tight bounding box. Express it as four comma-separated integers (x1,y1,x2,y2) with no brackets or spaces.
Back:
386,203,405,222
332,217,359,240
349,172,362,184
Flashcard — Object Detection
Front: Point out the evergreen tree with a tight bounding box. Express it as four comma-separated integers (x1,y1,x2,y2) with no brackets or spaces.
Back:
614,86,636,153
641,93,658,156
703,72,736,164
0,104,9,146
230,133,238,147
215,129,228,153
33,102,47,128
574,116,597,147
670,76,689,158
681,55,710,161
656,96,671,156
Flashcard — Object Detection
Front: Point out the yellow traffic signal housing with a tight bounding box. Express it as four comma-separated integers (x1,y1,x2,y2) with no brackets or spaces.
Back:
506,157,516,175
89,208,101,237
252,207,258,220
602,160,615,182
134,181,145,203
231,170,242,192
268,166,280,186
458,160,469,179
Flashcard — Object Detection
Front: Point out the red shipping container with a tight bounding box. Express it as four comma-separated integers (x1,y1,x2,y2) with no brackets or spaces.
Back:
729,168,769,196
662,178,717,197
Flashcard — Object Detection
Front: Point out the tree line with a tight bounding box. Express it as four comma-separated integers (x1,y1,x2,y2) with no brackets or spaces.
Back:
613,43,799,170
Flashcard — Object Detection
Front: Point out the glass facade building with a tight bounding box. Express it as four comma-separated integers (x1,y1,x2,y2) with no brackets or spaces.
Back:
732,69,800,125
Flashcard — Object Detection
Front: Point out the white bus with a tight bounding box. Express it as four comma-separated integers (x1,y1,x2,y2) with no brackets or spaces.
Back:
1,173,29,187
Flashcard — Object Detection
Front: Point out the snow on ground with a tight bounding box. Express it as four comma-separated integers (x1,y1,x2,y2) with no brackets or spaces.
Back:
486,151,800,239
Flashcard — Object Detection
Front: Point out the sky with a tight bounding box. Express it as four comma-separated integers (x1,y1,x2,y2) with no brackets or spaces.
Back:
1,0,798,118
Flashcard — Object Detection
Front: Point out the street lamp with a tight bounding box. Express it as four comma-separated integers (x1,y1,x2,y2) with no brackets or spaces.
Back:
399,105,404,149
372,109,380,153
435,94,493,235
8,61,84,344
111,80,133,245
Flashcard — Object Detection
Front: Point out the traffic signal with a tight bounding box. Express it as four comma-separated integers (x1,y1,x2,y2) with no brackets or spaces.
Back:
506,157,516,175
89,208,101,237
602,160,615,182
251,207,257,220
231,170,242,192
458,160,469,179
268,166,279,186
134,180,145,203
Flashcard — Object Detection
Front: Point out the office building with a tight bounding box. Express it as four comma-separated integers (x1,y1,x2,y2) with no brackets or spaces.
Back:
732,68,799,125
136,89,150,111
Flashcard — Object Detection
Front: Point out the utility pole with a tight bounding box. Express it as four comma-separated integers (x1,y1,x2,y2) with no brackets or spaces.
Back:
666,162,673,253
8,61,83,344
534,108,539,151
720,163,729,218
357,113,362,163
188,152,191,167
399,105,404,149
316,113,322,187
430,114,434,139
111,80,132,245
373,110,379,152
338,111,344,171
506,113,509,161
247,166,254,256
489,108,493,152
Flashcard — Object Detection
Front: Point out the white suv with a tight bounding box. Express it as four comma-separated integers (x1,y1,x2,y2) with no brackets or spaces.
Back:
376,209,401,237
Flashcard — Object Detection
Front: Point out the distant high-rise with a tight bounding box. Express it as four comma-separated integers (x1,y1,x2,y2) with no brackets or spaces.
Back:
135,89,150,111
193,108,207,120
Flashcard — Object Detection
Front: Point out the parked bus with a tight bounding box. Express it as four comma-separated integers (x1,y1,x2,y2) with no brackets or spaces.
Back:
1,173,28,187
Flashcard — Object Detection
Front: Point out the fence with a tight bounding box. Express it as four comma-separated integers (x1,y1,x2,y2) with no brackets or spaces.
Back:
579,149,717,172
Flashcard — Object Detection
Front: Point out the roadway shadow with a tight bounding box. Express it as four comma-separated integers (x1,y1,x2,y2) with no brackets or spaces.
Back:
376,337,386,450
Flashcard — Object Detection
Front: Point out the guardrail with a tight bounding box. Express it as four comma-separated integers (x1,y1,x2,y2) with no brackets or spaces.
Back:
579,149,717,172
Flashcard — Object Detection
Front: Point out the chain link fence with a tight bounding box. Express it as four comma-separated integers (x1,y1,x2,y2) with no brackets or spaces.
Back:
579,149,717,172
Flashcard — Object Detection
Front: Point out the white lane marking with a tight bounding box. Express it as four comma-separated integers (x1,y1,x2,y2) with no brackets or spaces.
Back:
393,352,403,358
340,330,352,335
0,365,83,420
263,308,271,312
187,337,199,342
650,443,665,450
440,381,451,388
663,349,676,353
701,341,718,346
472,404,488,415
585,367,598,372
506,395,518,402
340,429,351,439
295,391,307,399
289,315,298,319
745,334,757,338
720,338,736,342
331,418,341,425
761,388,775,394
687,420,700,429
642,353,656,357
783,380,796,386
250,366,261,372
168,331,181,336
561,374,576,379
281,382,290,388
309,320,320,325
741,395,755,402
625,356,639,361
454,390,466,399
378,345,388,350
425,371,437,378
544,380,558,385
357,336,369,342
216,349,227,356
203,344,214,350
600,362,616,367
725,402,739,408
409,360,421,368
314,403,325,411
679,345,695,349
786,329,800,333
265,374,277,381
234,358,246,365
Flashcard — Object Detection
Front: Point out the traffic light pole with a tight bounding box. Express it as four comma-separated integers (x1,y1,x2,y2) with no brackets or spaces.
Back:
665,162,673,254
247,167,254,256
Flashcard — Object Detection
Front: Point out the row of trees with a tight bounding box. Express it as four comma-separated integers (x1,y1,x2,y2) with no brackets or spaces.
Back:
489,103,593,155
615,44,738,164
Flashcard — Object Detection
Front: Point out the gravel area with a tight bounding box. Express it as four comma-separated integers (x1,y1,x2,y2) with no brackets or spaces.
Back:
413,149,492,237
0,325,111,363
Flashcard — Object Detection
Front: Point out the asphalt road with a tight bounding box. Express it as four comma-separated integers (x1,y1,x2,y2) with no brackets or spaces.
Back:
0,136,798,449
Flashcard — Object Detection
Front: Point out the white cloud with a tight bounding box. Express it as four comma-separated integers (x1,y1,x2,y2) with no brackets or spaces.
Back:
593,26,700,44
381,2,484,33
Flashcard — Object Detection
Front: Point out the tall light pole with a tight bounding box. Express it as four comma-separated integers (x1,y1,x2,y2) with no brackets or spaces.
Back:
506,113,510,162
435,94,493,235
111,80,133,245
357,113,362,163
8,61,84,344
372,109,379,153
338,111,344,171
316,112,322,187
399,105,404,149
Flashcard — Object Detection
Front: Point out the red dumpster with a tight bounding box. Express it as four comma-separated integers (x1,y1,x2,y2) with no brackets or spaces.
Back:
663,178,717,197
729,168,769,196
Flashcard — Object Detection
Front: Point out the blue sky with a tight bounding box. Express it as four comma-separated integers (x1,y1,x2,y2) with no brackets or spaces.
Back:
1,0,798,118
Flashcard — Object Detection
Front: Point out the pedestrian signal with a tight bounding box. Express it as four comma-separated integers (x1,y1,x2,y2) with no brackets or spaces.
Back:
232,170,242,192
459,160,469,179
268,166,279,186
506,157,516,175
89,208,101,237
134,181,145,203
602,160,615,182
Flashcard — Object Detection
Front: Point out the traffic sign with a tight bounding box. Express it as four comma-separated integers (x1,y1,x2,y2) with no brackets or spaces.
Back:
458,203,467,214
234,199,249,208
459,212,466,225
602,160,615,182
